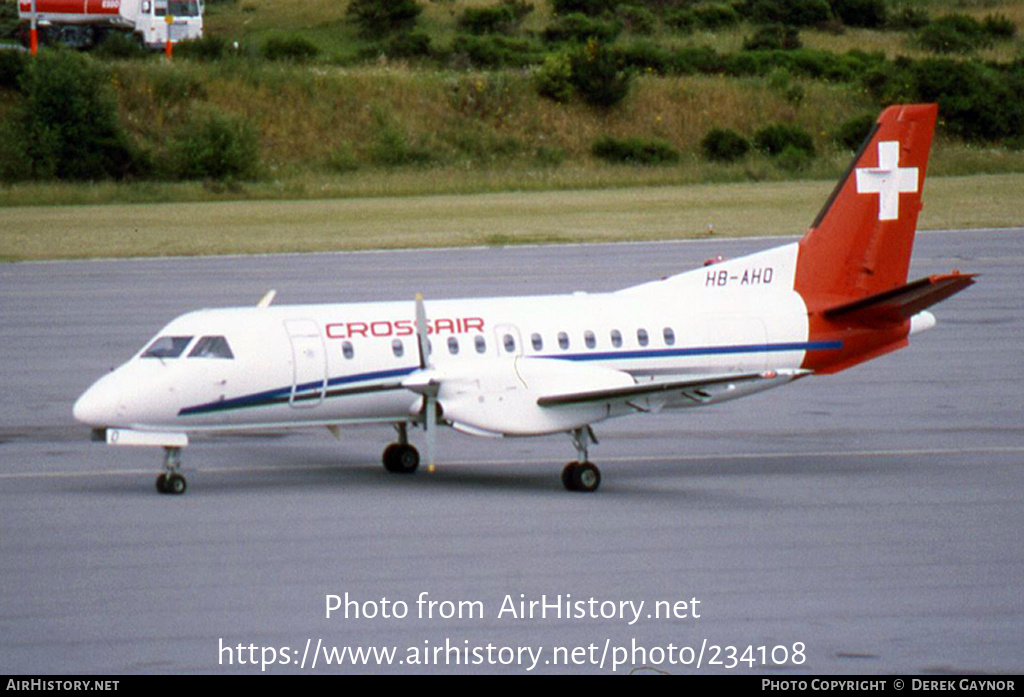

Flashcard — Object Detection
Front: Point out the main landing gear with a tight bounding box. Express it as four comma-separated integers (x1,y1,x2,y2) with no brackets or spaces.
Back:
382,423,420,474
156,446,187,495
562,426,601,493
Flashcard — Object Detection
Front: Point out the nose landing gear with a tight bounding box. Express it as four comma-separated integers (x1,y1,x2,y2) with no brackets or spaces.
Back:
156,446,187,494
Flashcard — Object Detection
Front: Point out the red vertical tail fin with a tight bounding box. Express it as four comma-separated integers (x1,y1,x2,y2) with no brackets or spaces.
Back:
795,104,938,310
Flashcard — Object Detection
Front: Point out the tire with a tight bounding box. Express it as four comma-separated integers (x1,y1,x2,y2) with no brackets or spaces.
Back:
572,462,600,493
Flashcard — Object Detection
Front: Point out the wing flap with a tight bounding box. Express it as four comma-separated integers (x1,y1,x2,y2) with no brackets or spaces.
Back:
536,369,808,408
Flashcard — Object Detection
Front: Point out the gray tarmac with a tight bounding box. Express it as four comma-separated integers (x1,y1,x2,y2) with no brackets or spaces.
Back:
1,228,1023,675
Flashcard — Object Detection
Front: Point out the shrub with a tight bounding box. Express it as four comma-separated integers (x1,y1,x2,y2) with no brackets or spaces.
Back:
385,31,432,59
450,34,543,68
592,136,680,165
164,107,261,180
887,6,929,31
175,35,228,61
549,0,614,17
665,9,695,33
534,52,574,102
94,31,150,60
459,1,533,35
701,128,750,162
833,114,875,150
829,0,886,28
749,0,832,27
617,5,657,36
542,13,622,44
262,35,319,62
616,40,673,75
346,0,422,39
983,14,1017,40
743,24,802,51
0,50,25,90
692,3,740,30
2,50,142,181
568,39,631,108
909,59,1024,141
754,123,815,157
918,14,989,54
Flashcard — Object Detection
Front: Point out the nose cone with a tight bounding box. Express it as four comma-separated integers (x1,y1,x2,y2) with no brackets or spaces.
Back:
73,374,125,427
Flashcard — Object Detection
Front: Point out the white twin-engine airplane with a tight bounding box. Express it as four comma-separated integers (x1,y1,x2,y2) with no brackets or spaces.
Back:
74,103,974,494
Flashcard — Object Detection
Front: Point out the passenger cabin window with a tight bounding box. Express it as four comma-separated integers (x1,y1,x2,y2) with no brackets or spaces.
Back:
531,333,543,351
503,333,516,353
188,335,234,359
142,336,192,359
474,335,486,354
663,327,676,346
637,328,649,347
392,339,404,358
584,330,596,349
342,341,354,359
447,337,459,355
558,332,569,350
610,329,622,348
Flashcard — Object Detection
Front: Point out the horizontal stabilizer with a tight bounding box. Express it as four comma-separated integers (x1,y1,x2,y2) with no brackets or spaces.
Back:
823,272,976,326
537,370,808,408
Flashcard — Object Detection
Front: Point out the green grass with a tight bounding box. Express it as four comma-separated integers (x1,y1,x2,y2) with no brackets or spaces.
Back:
2,173,1021,261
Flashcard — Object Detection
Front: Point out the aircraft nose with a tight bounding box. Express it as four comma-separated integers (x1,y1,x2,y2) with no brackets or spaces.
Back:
73,376,125,427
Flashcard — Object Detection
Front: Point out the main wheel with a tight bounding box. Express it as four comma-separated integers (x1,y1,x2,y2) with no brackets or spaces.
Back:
562,462,580,491
383,443,419,474
156,473,168,494
572,462,600,493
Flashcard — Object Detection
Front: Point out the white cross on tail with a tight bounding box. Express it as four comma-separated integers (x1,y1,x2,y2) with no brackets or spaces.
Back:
855,141,919,221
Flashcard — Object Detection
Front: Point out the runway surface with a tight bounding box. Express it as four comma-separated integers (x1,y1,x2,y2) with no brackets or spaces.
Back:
1,228,1022,674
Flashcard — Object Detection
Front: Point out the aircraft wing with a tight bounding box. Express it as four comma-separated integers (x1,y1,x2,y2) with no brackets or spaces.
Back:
536,369,809,408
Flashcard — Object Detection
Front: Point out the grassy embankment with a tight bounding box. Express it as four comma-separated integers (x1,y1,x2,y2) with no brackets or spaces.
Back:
0,0,1022,260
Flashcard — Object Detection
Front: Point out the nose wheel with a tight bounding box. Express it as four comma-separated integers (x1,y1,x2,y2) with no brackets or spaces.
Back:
156,446,187,495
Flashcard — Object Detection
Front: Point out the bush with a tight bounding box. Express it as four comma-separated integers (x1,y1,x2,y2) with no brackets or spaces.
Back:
450,34,543,68
0,50,25,90
701,128,750,162
175,35,229,61
617,5,657,36
385,31,432,59
918,14,989,54
94,31,150,60
262,35,319,62
542,13,621,44
692,3,740,30
743,24,802,51
164,107,261,180
549,0,614,17
887,6,929,31
749,0,832,27
983,14,1017,40
2,50,143,181
833,114,875,150
534,52,574,102
568,39,631,108
829,0,886,28
459,1,533,35
592,136,680,165
754,123,815,157
346,0,422,39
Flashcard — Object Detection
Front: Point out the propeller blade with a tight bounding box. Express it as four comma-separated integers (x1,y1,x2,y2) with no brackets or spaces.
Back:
415,292,431,370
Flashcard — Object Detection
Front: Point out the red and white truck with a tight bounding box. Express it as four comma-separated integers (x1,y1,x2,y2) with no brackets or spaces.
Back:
18,0,203,49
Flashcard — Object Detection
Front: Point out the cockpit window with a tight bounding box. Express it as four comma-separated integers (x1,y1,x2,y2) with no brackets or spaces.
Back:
188,336,234,359
142,336,193,358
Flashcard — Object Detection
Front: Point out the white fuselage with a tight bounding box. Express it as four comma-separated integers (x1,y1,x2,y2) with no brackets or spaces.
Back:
74,242,814,438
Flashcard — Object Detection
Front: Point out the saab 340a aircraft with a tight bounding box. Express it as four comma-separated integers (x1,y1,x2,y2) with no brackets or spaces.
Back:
74,103,974,494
